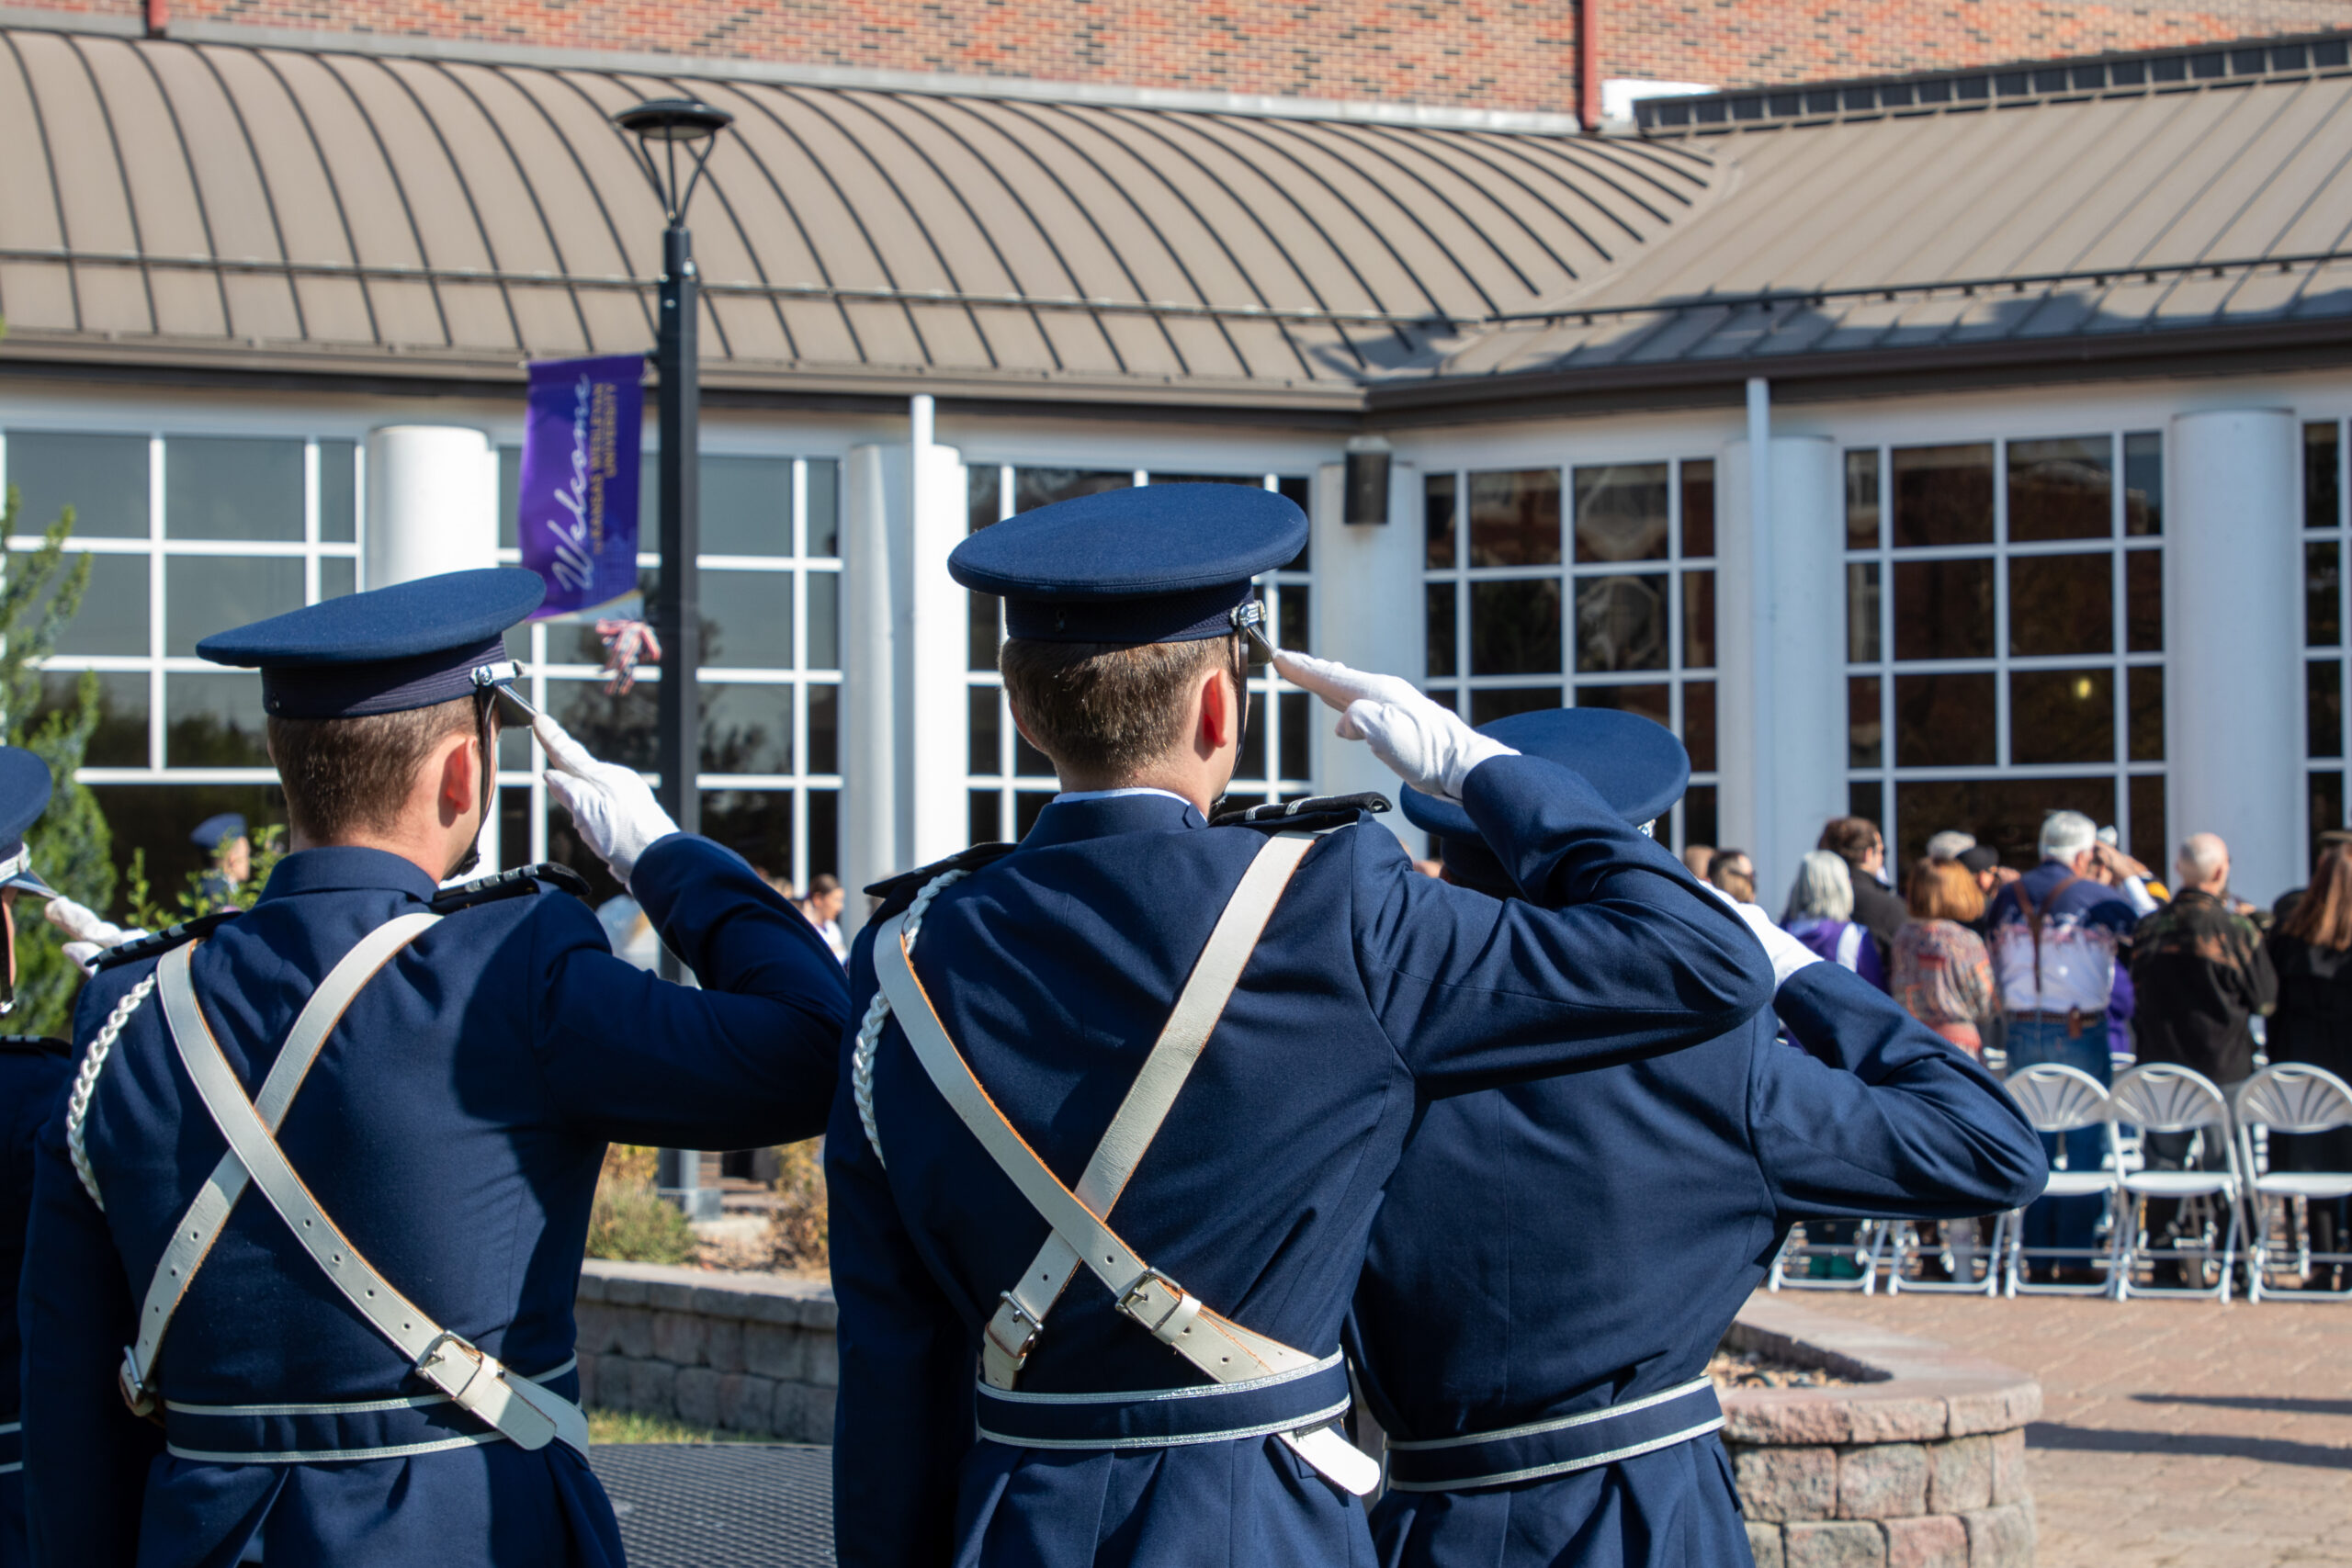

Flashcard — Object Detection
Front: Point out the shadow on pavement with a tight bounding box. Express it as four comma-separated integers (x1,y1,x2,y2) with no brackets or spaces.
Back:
2029,1422,2352,1470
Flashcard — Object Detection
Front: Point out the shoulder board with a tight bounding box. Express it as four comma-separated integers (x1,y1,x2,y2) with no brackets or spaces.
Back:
431,862,594,914
91,909,243,973
0,1033,68,1057
1210,792,1392,837
864,841,1019,908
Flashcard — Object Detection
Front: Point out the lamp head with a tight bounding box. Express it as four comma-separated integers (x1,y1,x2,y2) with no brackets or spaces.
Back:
614,98,734,143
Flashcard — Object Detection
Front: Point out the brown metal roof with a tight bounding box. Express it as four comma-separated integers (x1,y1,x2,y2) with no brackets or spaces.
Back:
0,28,1717,408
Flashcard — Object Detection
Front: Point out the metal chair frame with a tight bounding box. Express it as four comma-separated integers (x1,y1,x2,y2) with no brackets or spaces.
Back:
2234,1063,2352,1303
1884,1217,2003,1296
1998,1063,2123,1297
2109,1064,2245,1303
1766,1219,1895,1294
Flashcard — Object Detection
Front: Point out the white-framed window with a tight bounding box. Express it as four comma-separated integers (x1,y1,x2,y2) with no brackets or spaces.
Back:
2301,420,2346,852
7,429,362,892
495,449,842,900
1842,434,2165,870
961,466,1316,843
1419,458,1720,852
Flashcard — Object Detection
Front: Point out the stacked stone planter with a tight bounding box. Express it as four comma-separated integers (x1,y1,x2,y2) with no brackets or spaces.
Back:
573,1259,837,1442
1724,1296,2039,1568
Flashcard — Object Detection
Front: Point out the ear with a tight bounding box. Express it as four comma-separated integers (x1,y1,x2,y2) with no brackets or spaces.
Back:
1197,659,1238,752
435,727,481,822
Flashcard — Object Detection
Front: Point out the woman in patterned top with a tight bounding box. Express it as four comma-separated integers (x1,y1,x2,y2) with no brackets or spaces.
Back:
1892,858,1998,1055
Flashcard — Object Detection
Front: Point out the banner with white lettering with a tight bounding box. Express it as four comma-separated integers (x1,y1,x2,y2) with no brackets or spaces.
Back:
518,354,644,619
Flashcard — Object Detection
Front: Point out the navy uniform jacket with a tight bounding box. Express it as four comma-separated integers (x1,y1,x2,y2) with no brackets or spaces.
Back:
826,756,1776,1568
1352,963,2047,1568
21,836,850,1568
0,1040,67,1568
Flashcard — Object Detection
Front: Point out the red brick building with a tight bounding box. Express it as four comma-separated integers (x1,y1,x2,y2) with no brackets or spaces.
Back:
46,0,2352,118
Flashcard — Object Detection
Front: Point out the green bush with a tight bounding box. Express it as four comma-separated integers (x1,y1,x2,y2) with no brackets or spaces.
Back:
587,1144,697,1266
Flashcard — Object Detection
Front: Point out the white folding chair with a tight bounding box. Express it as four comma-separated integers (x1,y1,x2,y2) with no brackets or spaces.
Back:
1998,1064,2120,1297
2234,1064,2352,1303
1885,1217,2001,1296
2109,1064,2245,1302
1766,1219,1895,1294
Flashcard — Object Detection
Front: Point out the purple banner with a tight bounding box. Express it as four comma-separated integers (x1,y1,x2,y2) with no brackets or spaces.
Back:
518,354,644,619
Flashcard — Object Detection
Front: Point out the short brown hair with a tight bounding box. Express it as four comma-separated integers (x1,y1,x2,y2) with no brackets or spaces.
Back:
1906,856,1984,923
999,636,1237,780
266,694,481,843
1819,817,1883,864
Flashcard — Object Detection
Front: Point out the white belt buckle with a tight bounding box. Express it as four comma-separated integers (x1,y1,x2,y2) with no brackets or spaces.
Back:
118,1347,157,1418
986,1293,1043,1368
1118,1269,1202,1345
414,1329,488,1400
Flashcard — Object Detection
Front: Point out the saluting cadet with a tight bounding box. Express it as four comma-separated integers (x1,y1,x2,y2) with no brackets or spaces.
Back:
1351,708,2047,1568
20,568,851,1567
0,749,73,1566
826,483,1775,1568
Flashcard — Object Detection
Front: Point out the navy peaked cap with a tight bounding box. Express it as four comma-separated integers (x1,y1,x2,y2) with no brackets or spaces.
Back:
0,747,55,899
1400,706,1690,840
948,484,1306,644
190,813,247,851
197,568,545,719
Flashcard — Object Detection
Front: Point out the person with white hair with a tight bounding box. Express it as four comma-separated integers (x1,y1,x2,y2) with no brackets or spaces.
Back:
1781,849,1887,989
1984,807,2143,1281
1924,829,1977,862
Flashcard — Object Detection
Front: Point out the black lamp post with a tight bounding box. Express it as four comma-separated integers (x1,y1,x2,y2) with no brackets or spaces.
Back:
616,96,732,1219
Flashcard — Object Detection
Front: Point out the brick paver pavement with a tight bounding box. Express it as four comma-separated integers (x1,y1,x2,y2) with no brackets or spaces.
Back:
1786,1292,2352,1567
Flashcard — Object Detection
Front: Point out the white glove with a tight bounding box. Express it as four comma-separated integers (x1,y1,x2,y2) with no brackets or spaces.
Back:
1275,651,1516,801
535,714,680,887
46,897,147,977
1704,884,1821,989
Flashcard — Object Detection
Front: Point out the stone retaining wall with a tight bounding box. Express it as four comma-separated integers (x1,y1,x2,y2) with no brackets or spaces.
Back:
573,1259,837,1443
1724,1296,2040,1568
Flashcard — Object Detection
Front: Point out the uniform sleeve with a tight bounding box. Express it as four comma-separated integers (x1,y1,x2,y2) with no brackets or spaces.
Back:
22,989,163,1567
1355,754,1775,1096
1751,963,2048,1221
824,926,972,1568
531,835,853,1148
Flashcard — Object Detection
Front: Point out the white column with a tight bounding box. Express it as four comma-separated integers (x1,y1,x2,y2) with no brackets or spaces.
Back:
1721,432,1844,903
906,398,969,871
840,441,907,941
364,424,501,872
1307,457,1422,850
2166,408,2302,904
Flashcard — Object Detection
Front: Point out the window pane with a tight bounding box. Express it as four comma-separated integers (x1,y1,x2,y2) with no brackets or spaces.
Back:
1576,682,1668,731
2312,771,2344,854
698,790,795,883
1424,471,1456,570
2307,421,2341,530
1682,783,1717,849
1015,790,1055,840
1470,685,1558,725
1468,468,1561,567
1426,583,1457,678
33,671,146,768
807,684,838,774
970,788,1001,847
165,437,302,541
319,440,357,544
1572,463,1668,564
8,431,148,538
1892,444,1994,547
1280,690,1310,782
166,671,269,767
27,551,147,656
2312,660,2344,760
321,557,356,600
2130,774,2166,873
699,682,792,774
1846,561,1880,663
87,784,283,897
1891,558,1994,660
969,684,1001,773
2309,541,2342,647
1014,468,1128,513
1278,584,1309,650
498,786,532,872
546,679,657,772
970,591,1001,672
1894,671,1997,766
1680,458,1715,558
1849,675,1883,767
700,570,793,668
806,459,840,557
2011,668,2115,764
1151,472,1266,488
967,464,1001,535
1236,693,1265,781
2007,435,2112,543
1849,779,1883,835
499,446,521,550
806,572,840,670
1683,680,1717,772
166,556,301,656
701,456,791,556
2130,666,2165,762
2126,550,2164,653
1469,579,1562,675
1894,776,2114,870
1845,448,1882,549
1682,570,1715,669
2008,552,2113,657
1014,726,1052,779
2123,432,2161,536
1575,575,1668,672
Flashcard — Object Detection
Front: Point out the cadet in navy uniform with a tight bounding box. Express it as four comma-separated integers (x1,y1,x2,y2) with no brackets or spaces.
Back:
1351,708,2046,1568
826,484,1776,1568
19,568,851,1567
189,814,251,908
0,749,73,1566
